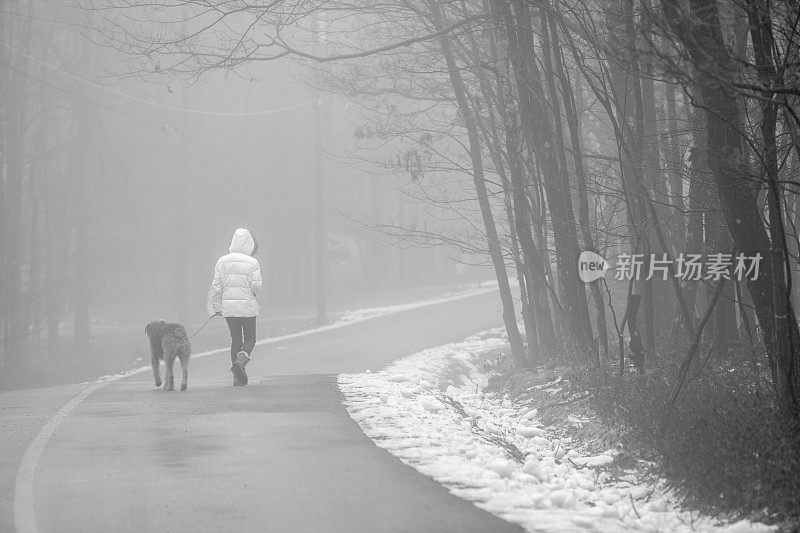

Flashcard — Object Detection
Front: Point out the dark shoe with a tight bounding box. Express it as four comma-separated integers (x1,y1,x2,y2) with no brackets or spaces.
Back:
232,351,250,385
230,365,244,386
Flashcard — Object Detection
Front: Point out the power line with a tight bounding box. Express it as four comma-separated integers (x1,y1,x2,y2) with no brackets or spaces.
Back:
0,9,92,31
0,57,153,122
0,41,313,117
0,57,306,132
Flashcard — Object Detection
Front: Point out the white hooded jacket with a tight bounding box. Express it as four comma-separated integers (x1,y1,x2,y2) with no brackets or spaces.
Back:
209,228,262,317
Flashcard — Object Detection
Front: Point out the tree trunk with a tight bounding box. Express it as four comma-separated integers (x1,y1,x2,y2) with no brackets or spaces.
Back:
498,0,592,355
537,1,595,360
664,81,685,250
4,9,33,378
683,105,709,326
606,0,655,362
475,75,541,360
663,0,800,417
467,28,545,362
427,0,527,366
547,10,608,360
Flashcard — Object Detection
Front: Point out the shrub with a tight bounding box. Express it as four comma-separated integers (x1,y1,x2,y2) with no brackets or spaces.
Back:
573,351,800,524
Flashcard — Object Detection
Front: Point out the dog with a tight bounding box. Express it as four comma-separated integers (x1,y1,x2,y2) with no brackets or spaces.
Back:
145,320,191,391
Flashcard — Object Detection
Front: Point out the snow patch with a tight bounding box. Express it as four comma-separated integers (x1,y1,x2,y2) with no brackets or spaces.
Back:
335,284,495,325
338,329,774,533
570,454,616,468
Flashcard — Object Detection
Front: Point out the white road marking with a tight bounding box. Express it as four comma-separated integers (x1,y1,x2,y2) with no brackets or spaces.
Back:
12,286,496,533
13,382,103,533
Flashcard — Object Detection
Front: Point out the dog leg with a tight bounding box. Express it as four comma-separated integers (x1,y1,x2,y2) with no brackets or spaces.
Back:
151,355,162,388
164,354,175,391
180,355,189,391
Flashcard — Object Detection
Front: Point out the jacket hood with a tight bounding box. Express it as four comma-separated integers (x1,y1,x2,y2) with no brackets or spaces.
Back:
229,228,255,255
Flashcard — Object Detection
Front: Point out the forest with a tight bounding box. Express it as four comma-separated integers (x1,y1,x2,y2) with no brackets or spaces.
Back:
0,1,465,389
2,0,800,525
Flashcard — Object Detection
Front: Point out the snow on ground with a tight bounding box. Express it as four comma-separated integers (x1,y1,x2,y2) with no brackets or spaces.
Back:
338,329,773,533
335,283,495,324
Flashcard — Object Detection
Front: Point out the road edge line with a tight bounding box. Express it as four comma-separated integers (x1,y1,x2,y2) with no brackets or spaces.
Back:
13,382,104,533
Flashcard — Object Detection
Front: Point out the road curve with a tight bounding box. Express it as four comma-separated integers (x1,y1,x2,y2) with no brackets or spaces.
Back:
2,290,523,533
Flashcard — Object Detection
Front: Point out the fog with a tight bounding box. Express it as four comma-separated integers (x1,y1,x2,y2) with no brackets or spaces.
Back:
0,3,491,390
3,0,800,529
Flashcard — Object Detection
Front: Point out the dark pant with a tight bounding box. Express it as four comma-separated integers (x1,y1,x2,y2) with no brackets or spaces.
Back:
225,316,257,363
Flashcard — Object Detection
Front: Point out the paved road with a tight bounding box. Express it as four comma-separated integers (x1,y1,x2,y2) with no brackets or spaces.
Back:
1,290,522,533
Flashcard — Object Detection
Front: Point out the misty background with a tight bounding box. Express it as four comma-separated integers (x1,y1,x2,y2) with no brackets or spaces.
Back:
0,3,491,390
3,0,800,523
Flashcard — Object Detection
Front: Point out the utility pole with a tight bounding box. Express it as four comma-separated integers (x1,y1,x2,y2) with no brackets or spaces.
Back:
73,36,91,357
313,94,327,326
313,13,328,326
173,86,189,325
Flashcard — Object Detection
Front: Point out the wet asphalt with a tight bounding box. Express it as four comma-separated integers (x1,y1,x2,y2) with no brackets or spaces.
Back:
1,290,522,533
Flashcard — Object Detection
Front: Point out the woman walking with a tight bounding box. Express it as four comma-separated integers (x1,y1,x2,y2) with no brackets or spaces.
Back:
209,228,262,385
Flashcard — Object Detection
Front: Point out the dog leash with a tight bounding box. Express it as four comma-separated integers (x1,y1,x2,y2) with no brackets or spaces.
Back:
187,313,219,340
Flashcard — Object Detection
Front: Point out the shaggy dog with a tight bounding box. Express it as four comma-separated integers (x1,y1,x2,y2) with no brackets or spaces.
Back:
145,320,191,391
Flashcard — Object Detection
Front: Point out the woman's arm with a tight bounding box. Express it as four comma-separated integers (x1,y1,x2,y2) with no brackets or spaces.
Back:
251,261,263,294
210,264,224,313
